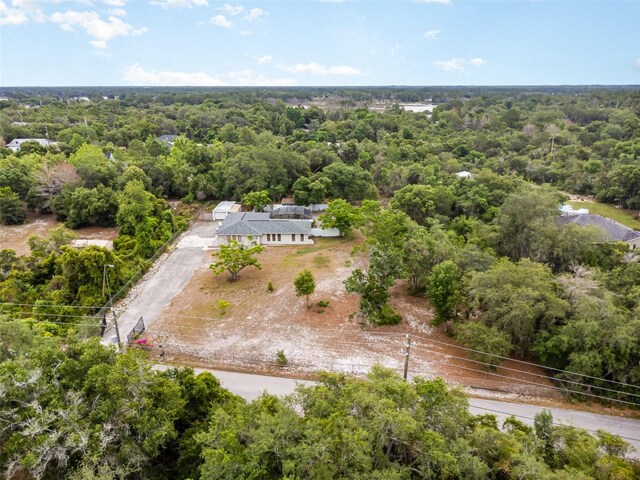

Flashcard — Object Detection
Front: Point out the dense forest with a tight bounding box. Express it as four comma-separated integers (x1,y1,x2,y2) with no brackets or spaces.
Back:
1,87,639,478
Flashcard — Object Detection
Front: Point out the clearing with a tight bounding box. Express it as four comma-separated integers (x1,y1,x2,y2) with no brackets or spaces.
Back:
0,213,118,256
567,198,640,231
145,231,558,401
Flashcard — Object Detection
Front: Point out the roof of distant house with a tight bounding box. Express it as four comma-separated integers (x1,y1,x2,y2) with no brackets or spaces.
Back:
456,171,473,178
558,214,640,242
7,138,52,146
157,134,179,142
217,212,311,236
213,201,238,213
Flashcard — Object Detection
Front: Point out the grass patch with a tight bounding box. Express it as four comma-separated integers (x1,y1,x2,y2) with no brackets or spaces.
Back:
568,200,640,231
313,254,330,267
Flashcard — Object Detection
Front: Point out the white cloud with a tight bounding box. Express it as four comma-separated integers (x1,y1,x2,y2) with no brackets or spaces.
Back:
423,29,439,40
0,1,29,25
417,0,451,4
228,69,297,86
150,0,207,8
239,29,251,36
50,10,147,47
107,7,127,16
244,7,264,21
257,54,272,65
221,3,243,15
280,62,360,76
210,14,232,28
123,64,297,86
124,63,226,86
469,57,486,66
102,0,125,6
434,58,465,73
634,59,640,71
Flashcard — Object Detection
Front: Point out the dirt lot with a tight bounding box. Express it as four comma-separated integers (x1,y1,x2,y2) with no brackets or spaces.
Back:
146,234,558,400
0,213,119,256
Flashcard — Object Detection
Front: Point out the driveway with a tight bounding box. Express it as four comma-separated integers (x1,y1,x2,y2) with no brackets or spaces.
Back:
104,222,216,342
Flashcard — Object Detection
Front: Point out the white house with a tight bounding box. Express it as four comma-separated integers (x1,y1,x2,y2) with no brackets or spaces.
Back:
216,212,313,246
212,201,241,221
456,171,473,179
6,138,53,152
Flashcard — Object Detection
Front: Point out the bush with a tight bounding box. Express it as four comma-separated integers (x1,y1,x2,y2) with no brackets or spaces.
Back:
217,299,231,315
318,300,330,308
276,349,288,366
267,281,274,292
375,304,402,326
454,322,512,370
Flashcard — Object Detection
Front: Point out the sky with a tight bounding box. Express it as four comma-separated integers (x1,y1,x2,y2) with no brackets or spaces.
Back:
1,0,639,87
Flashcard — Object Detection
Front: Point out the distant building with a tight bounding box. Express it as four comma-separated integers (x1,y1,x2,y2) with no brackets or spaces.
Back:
157,134,179,149
558,214,640,250
269,205,312,220
456,171,473,178
6,138,53,152
212,201,241,221
559,205,589,216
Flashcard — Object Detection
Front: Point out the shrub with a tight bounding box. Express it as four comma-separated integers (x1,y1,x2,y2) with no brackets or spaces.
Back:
217,299,231,315
318,300,330,308
276,349,288,366
267,281,274,292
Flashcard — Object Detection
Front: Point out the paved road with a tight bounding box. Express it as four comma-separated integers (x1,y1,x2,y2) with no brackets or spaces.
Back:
155,364,640,456
105,222,215,343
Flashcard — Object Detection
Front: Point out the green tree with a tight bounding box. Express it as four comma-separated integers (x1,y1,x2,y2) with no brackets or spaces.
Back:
210,239,265,281
319,198,361,236
0,187,26,225
468,258,569,355
454,322,512,370
293,269,315,307
116,180,155,236
426,260,461,324
241,190,271,212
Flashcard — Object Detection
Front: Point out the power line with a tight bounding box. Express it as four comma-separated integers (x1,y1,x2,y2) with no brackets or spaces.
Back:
0,302,104,309
409,341,640,399
468,405,640,443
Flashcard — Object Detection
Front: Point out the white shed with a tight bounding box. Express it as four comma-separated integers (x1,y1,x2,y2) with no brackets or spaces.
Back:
212,201,240,221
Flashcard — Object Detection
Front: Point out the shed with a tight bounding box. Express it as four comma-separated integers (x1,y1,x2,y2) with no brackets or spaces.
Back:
212,201,240,221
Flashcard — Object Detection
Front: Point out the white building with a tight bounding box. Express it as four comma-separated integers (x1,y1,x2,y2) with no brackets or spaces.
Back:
6,138,53,152
216,212,314,246
212,201,241,221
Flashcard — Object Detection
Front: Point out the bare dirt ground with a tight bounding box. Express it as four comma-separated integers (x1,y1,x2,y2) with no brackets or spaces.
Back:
146,234,559,401
0,213,118,255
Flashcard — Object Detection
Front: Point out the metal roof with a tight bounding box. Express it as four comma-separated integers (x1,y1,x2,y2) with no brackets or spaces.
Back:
558,214,640,242
217,212,311,236
213,201,238,213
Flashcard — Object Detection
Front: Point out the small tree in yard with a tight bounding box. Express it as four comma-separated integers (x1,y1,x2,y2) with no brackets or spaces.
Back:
294,269,315,308
210,239,264,281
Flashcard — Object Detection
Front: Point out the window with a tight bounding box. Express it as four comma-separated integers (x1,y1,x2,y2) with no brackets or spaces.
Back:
267,234,271,241
277,234,281,241
292,234,296,242
300,234,304,241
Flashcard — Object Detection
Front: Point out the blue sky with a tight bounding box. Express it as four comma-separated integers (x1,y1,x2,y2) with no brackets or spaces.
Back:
1,0,639,86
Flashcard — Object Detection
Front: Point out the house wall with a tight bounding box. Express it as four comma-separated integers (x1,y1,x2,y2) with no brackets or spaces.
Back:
217,234,314,246
260,233,314,246
628,237,640,251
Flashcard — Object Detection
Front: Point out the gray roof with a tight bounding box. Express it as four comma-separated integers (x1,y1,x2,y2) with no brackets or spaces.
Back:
7,138,51,146
269,205,312,219
558,214,640,242
157,134,179,142
217,212,311,236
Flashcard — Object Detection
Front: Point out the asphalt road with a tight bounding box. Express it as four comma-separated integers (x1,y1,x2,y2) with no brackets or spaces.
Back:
155,364,640,457
104,222,215,343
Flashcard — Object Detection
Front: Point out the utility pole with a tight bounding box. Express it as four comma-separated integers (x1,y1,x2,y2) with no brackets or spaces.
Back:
103,264,122,351
403,334,411,380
